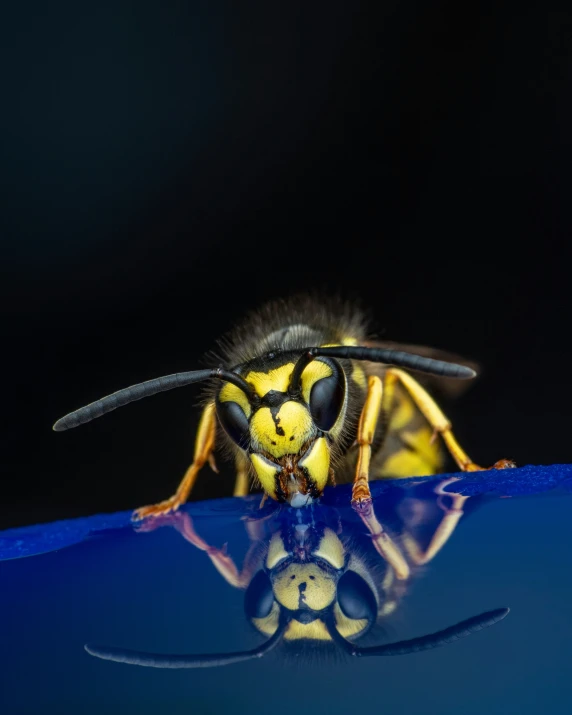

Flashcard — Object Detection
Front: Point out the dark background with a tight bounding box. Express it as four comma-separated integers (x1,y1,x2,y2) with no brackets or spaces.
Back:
2,1,571,529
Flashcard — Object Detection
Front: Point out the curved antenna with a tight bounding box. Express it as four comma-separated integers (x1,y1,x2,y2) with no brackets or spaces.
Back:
85,616,289,669
326,607,509,657
53,368,257,432
289,345,475,396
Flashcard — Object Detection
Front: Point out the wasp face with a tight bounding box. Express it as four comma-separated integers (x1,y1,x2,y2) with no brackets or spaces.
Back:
247,527,377,642
272,561,337,611
215,356,347,505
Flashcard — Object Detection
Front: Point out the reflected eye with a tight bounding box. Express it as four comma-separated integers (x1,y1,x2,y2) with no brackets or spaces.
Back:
309,361,345,432
216,400,250,447
244,571,274,618
337,571,377,621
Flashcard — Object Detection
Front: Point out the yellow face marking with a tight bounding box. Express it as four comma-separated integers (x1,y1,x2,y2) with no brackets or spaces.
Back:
284,619,330,641
300,361,333,404
266,533,290,569
298,437,330,493
334,603,369,638
250,403,313,458
252,601,280,636
255,599,369,641
245,364,294,397
246,361,333,406
250,453,279,497
272,563,337,611
218,383,251,418
300,361,348,441
313,527,345,569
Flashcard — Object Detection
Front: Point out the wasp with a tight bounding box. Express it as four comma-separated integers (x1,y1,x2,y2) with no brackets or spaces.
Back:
54,296,513,519
85,478,509,668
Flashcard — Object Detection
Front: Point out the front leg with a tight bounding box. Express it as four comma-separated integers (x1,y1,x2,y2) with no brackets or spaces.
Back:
352,375,384,506
349,376,410,580
351,377,411,578
355,498,410,580
133,402,217,521
135,510,254,588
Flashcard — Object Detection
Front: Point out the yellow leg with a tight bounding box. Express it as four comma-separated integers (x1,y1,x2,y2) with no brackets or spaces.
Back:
352,375,384,505
132,402,217,521
135,510,254,588
385,368,515,472
356,500,410,580
233,453,251,497
355,476,473,581
173,512,254,588
401,477,469,565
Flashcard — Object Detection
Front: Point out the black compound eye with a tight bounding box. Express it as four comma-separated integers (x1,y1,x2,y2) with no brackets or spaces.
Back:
244,571,274,619
337,571,377,621
309,361,345,432
216,400,250,447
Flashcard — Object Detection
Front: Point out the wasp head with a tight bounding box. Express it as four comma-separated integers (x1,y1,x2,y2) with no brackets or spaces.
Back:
215,353,347,506
246,526,378,643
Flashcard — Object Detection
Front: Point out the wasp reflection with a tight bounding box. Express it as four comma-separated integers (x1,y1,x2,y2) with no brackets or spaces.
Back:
86,479,508,667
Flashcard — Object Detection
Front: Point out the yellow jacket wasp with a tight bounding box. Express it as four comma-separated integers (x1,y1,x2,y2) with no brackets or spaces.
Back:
85,479,509,667
54,296,513,519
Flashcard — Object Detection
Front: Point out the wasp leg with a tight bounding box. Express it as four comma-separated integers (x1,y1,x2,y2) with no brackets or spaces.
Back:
352,374,412,579
233,453,251,497
401,477,470,565
137,510,255,588
355,498,410,580
385,368,515,472
352,375,384,506
132,402,217,521
174,511,256,588
362,478,470,581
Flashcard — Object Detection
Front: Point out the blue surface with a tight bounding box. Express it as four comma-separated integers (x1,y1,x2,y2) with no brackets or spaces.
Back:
2,464,571,562
1,464,572,715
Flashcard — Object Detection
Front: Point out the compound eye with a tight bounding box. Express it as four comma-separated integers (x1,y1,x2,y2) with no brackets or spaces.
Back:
309,361,345,432
244,570,274,619
337,571,377,621
216,400,250,447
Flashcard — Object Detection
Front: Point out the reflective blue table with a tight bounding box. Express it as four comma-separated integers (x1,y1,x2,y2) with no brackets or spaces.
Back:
2,464,571,715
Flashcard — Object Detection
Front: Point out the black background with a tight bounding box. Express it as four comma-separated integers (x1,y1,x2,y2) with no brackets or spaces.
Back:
2,2,571,529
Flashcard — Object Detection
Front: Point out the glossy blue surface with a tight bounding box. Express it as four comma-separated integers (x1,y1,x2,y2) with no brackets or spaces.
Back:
2,464,571,715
